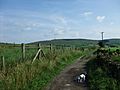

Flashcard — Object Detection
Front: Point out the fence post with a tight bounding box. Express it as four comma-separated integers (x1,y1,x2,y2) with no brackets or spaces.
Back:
1,56,5,72
62,45,64,52
50,44,52,51
38,43,41,60
22,43,25,60
14,42,15,47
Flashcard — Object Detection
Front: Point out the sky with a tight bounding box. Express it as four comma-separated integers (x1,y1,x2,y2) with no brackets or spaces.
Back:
0,0,120,43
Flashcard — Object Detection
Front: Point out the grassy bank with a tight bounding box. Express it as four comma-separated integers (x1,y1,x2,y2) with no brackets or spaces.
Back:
87,58,120,90
112,56,120,62
0,49,85,90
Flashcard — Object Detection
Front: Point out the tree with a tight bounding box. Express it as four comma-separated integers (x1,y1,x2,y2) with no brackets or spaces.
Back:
98,41,104,47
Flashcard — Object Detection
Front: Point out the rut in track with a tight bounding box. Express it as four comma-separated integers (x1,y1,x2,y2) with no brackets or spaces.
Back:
45,56,90,90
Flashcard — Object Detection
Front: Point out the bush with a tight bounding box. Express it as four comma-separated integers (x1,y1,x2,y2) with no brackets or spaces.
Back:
87,59,120,90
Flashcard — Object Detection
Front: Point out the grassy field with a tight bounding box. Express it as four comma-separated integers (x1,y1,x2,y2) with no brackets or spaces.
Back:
0,46,38,70
104,47,120,62
104,47,120,51
0,41,120,90
0,44,87,90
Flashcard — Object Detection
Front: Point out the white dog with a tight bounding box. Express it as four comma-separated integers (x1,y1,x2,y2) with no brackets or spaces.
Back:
80,74,86,82
76,73,86,83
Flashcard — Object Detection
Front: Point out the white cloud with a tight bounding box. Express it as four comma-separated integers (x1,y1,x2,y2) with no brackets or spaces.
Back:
110,22,114,25
74,32,80,37
96,16,106,22
24,27,32,30
81,12,93,16
53,27,65,35
57,16,67,25
50,15,68,25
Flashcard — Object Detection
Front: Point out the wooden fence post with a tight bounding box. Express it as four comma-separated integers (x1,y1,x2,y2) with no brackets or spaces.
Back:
62,45,64,52
38,43,41,60
32,49,41,63
50,44,52,51
22,43,25,60
1,56,5,72
14,42,15,47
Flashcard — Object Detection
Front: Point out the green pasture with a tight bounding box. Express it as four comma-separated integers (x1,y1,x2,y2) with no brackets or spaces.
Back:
0,44,88,90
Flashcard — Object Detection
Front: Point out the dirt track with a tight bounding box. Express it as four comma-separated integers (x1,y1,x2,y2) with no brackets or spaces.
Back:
45,56,89,90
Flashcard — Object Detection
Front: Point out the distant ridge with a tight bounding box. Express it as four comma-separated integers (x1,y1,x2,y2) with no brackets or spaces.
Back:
29,38,120,47
1,38,120,47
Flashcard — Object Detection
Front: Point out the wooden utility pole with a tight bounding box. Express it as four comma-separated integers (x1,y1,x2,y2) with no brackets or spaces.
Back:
101,32,104,41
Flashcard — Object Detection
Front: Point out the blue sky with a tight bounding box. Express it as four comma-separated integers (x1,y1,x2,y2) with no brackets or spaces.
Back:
0,0,120,43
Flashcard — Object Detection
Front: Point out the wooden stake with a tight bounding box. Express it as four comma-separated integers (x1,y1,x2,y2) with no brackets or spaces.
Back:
1,56,5,72
32,49,41,63
38,43,41,60
22,43,25,60
50,44,52,51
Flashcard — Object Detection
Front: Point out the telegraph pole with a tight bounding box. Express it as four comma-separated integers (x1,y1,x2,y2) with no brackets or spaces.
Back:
101,32,104,41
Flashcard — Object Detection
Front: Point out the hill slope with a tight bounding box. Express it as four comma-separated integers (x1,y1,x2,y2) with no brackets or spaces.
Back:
29,39,98,47
1,39,120,47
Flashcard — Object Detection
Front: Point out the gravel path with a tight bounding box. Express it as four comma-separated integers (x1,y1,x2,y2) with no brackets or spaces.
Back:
45,56,90,90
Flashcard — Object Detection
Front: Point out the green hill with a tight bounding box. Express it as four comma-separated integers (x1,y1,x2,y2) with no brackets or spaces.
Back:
1,38,120,47
29,39,98,47
107,39,120,46
29,38,120,47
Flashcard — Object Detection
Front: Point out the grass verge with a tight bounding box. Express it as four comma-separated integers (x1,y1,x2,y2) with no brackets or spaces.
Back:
0,50,85,90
